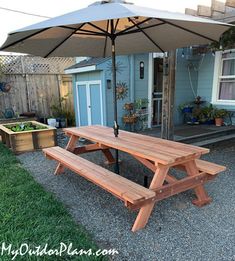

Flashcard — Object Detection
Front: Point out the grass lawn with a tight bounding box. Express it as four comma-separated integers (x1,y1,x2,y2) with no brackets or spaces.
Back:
0,142,107,261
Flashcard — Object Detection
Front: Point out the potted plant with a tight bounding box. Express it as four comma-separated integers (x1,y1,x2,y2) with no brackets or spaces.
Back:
134,98,149,115
214,108,228,126
178,103,194,113
123,102,137,124
50,93,75,127
200,104,215,125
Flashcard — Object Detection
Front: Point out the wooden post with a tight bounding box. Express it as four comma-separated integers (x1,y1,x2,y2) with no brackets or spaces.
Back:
161,51,176,140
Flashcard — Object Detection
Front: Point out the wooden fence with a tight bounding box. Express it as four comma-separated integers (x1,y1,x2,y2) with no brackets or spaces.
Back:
0,55,75,118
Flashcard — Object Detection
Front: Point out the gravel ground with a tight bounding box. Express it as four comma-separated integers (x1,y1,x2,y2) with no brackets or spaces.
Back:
17,132,235,261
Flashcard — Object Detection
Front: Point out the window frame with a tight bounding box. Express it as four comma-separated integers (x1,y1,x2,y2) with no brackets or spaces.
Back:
212,49,235,105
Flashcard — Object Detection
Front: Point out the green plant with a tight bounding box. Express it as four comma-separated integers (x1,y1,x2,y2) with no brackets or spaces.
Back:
214,108,228,119
192,104,216,123
210,27,235,51
178,103,193,111
6,122,47,132
200,104,215,121
50,93,75,126
134,98,149,110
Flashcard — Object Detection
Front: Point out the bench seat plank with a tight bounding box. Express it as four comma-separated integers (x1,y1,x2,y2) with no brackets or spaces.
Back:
43,146,156,205
195,159,226,175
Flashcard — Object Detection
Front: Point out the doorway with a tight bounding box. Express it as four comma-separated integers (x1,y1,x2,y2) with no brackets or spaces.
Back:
76,80,104,126
152,57,163,127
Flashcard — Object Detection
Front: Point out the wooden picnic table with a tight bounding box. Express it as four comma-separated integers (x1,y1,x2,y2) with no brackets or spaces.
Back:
43,125,226,232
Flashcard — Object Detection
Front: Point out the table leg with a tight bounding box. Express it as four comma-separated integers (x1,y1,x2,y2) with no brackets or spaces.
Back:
184,161,212,207
102,149,116,164
132,165,169,232
54,135,78,175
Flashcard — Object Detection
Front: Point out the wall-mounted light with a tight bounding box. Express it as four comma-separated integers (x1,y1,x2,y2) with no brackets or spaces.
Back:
140,61,144,79
107,79,111,89
181,50,185,58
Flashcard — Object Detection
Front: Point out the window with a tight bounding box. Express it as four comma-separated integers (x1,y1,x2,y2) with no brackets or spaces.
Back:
212,50,235,104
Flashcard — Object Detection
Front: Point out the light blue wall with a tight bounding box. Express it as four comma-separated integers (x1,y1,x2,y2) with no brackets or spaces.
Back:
134,54,149,100
97,54,149,127
97,55,131,127
197,53,215,102
174,49,200,125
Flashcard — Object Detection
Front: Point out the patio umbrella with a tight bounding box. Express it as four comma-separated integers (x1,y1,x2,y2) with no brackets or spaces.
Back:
0,0,231,173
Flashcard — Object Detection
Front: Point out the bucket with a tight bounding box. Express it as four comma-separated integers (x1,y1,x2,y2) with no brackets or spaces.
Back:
47,118,57,127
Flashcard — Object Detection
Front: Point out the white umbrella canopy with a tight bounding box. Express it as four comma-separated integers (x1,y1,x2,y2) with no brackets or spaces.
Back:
1,0,231,174
0,0,231,57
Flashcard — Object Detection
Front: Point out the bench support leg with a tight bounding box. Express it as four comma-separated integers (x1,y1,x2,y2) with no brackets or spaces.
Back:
184,161,212,207
132,165,169,232
54,135,77,175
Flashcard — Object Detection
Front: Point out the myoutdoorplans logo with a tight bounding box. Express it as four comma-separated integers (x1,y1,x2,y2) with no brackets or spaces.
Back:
0,242,119,260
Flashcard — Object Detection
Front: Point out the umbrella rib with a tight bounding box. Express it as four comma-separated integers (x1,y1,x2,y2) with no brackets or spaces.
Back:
87,22,110,36
157,18,219,43
119,22,165,36
76,28,106,36
0,28,50,50
116,17,152,36
114,19,120,33
129,18,165,53
75,32,106,36
60,25,79,30
44,23,86,58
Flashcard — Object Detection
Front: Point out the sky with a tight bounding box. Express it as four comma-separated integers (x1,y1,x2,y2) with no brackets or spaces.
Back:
0,0,224,48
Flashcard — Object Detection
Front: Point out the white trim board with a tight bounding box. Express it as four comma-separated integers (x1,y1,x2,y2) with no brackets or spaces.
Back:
148,53,154,128
65,65,96,74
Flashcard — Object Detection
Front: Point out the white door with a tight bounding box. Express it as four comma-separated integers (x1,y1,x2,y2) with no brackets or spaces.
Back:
76,81,103,126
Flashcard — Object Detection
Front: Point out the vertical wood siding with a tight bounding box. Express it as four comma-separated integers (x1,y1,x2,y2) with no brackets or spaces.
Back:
0,74,74,117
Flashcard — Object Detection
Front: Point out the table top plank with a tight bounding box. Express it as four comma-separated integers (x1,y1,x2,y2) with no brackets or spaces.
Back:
88,125,209,155
64,126,209,165
65,128,177,164
88,126,203,158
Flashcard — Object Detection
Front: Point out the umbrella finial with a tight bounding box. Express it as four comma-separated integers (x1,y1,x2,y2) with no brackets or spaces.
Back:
90,0,132,6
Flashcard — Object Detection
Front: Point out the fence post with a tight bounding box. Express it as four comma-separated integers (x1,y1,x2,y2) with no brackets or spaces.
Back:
21,56,30,112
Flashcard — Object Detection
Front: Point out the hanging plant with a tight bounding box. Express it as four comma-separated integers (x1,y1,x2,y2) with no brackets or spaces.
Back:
116,82,128,100
210,27,235,51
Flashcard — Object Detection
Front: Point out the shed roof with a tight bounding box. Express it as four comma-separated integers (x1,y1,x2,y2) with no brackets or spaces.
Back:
66,57,110,70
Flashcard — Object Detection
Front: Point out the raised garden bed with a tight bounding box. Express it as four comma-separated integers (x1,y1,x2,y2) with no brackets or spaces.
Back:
0,121,56,154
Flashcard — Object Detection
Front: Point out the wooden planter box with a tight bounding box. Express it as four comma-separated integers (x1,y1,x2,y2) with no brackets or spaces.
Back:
123,115,138,124
0,121,57,154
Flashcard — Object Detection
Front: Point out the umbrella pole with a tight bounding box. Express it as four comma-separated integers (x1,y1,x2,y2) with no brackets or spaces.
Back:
111,37,120,174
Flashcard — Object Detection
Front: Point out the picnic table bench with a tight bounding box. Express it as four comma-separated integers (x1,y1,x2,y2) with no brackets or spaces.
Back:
43,125,226,232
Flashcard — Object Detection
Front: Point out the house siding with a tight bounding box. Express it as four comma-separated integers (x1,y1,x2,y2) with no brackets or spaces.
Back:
197,53,215,102
71,50,235,129
97,55,131,127
134,54,149,100
197,52,235,124
174,49,199,125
